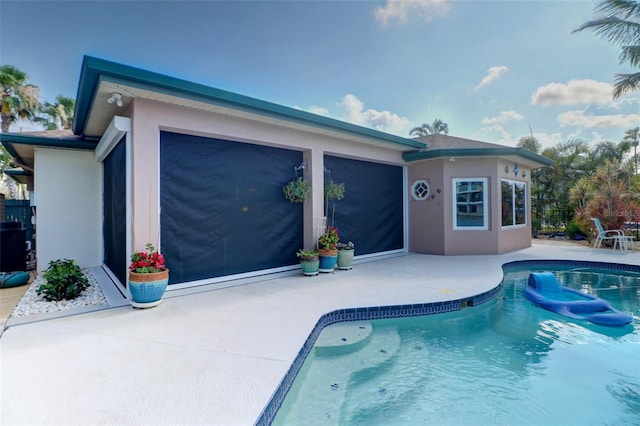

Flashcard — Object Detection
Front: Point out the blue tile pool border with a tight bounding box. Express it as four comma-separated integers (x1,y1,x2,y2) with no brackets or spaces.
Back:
255,259,640,425
502,259,640,274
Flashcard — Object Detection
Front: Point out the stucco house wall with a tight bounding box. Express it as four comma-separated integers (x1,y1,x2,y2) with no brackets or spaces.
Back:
1,56,553,292
496,158,533,254
408,157,533,255
129,98,407,252
408,159,445,254
34,147,102,270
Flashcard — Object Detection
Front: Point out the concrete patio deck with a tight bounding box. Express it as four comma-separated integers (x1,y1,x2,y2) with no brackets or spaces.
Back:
1,241,638,425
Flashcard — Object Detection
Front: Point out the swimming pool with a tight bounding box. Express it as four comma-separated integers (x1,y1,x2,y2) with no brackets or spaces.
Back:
264,260,639,425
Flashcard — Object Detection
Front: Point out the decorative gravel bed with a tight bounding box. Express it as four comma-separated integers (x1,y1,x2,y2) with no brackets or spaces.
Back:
10,268,108,318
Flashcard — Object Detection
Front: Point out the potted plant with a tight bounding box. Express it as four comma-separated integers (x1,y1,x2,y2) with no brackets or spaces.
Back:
324,180,345,226
128,243,169,308
297,248,319,276
337,241,355,270
283,176,311,203
317,226,339,272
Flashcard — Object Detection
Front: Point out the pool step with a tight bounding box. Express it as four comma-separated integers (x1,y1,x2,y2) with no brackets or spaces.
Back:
340,342,431,423
274,322,400,425
314,321,373,356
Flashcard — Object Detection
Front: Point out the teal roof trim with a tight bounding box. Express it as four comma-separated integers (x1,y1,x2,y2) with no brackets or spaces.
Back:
4,168,32,177
0,134,98,151
74,56,425,149
402,147,553,166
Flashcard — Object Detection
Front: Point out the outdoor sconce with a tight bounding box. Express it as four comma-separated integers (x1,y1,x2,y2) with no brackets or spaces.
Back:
107,92,124,107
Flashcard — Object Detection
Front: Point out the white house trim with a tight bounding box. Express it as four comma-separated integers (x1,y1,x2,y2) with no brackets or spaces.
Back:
95,116,131,162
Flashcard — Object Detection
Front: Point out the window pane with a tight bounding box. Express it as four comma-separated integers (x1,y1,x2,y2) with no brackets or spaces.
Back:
515,182,526,225
455,179,486,228
501,180,513,226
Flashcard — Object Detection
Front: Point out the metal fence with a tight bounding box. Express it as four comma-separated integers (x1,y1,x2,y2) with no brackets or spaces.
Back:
4,199,35,249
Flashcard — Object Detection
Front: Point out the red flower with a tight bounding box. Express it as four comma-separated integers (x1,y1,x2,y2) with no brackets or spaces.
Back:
130,243,166,273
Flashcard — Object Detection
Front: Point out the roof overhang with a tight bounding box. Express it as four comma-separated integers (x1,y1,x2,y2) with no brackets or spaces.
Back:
74,56,426,151
1,133,98,172
402,147,554,169
3,167,31,185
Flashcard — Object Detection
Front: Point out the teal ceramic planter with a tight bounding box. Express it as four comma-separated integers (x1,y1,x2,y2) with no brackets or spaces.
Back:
129,270,169,308
300,256,320,276
337,249,354,270
318,249,338,273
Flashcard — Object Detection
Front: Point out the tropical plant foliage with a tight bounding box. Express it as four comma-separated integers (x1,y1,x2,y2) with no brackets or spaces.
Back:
0,65,76,195
0,65,40,133
529,132,640,239
35,95,75,130
409,118,449,137
574,0,640,99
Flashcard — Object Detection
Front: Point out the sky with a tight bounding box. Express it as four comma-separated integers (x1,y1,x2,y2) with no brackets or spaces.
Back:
0,0,637,150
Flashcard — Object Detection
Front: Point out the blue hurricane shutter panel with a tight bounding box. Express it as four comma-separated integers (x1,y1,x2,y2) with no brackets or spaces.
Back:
324,155,403,255
103,136,127,286
160,132,303,284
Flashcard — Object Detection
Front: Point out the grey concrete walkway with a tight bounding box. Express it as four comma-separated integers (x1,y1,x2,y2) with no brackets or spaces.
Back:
1,242,638,425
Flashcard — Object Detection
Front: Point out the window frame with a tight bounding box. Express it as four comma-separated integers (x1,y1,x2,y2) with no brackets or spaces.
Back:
501,178,527,228
452,177,488,230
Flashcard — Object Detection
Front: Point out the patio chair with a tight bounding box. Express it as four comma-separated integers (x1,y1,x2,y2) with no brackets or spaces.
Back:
590,218,631,251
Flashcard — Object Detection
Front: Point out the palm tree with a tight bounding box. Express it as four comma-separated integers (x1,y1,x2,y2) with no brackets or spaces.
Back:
36,95,75,130
409,118,449,137
574,0,640,99
0,65,40,133
534,140,590,230
623,126,639,174
516,135,541,153
592,140,630,163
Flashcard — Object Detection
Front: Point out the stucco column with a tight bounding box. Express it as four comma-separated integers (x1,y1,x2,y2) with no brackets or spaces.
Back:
130,102,160,252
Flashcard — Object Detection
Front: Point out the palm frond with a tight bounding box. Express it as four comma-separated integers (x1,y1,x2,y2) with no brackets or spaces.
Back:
595,0,640,19
574,17,640,46
612,70,640,98
620,44,640,66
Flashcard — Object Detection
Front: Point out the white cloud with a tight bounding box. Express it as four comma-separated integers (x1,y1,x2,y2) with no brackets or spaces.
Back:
481,110,523,125
307,105,330,117
474,125,516,146
533,132,564,150
337,94,412,135
557,109,640,128
531,79,613,106
474,66,508,90
374,0,451,26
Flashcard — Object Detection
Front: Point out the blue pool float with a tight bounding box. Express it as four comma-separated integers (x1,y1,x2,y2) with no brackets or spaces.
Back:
524,272,633,327
0,271,30,288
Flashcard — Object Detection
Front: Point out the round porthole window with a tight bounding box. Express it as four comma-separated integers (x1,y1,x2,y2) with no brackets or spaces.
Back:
411,179,431,201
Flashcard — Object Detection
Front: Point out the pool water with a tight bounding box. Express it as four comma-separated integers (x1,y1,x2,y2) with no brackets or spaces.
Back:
273,267,640,425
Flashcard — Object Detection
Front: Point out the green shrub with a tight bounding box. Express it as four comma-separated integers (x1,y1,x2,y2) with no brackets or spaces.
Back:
37,259,89,301
565,220,587,240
